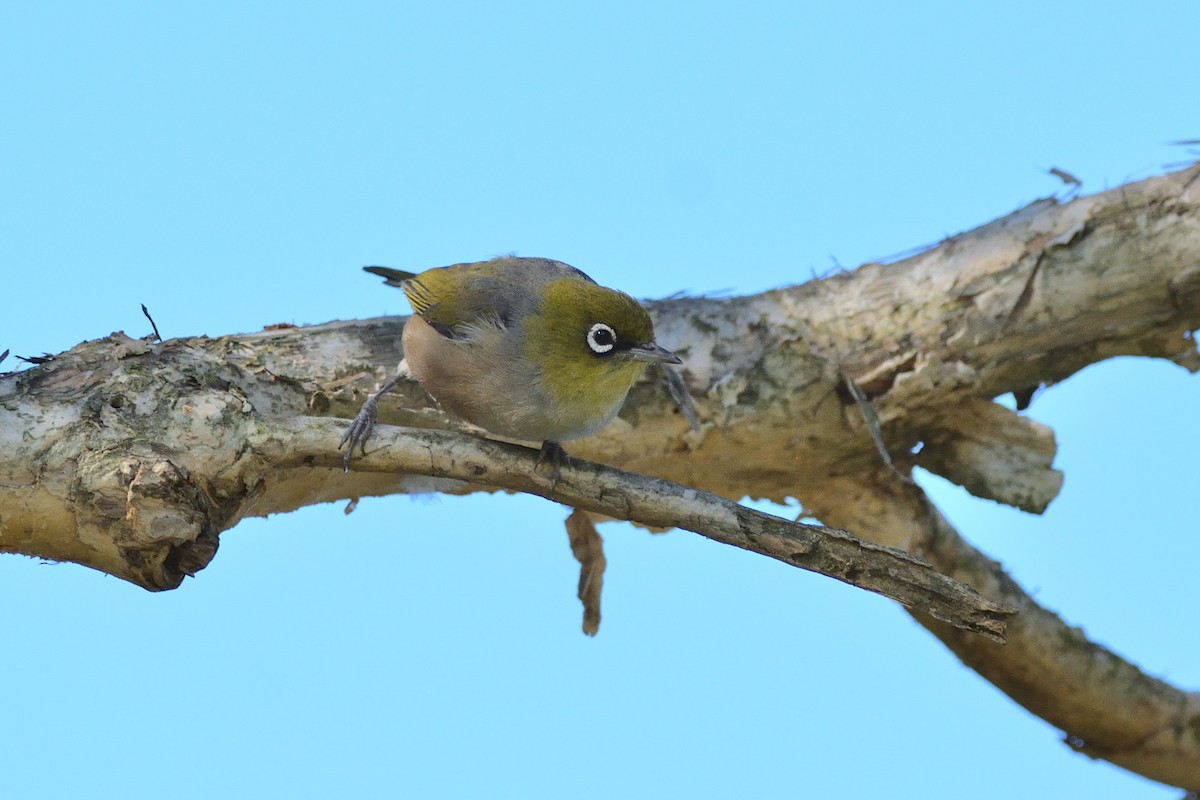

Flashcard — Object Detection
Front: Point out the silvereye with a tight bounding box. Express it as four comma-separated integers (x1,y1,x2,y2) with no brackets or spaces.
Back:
342,256,681,472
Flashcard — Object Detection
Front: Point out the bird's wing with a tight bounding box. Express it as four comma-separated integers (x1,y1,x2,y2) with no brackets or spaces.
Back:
370,257,594,338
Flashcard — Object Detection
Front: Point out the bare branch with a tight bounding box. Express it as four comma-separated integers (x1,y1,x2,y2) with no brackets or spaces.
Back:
808,473,1200,790
255,418,1014,642
3,165,1200,787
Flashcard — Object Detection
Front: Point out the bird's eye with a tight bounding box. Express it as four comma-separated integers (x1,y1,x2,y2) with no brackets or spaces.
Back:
587,322,616,354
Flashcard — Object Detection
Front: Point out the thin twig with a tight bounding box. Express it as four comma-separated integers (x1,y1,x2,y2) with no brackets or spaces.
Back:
16,353,53,365
261,418,1016,643
661,365,701,432
141,303,162,341
840,370,913,485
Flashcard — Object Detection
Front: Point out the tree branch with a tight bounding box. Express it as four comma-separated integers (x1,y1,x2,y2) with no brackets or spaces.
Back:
807,472,1200,790
259,417,1013,641
3,164,1199,788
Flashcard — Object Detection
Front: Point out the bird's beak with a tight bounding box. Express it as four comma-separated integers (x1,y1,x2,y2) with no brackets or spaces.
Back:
629,342,682,365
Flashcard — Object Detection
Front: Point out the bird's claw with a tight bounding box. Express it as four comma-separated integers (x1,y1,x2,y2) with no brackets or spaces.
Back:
536,441,572,490
340,395,380,472
340,373,406,472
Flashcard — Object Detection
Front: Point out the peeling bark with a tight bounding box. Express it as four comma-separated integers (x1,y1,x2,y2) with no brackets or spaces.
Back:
3,165,1200,788
565,509,606,637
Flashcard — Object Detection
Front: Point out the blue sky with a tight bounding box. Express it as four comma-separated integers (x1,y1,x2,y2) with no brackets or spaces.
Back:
2,2,1198,797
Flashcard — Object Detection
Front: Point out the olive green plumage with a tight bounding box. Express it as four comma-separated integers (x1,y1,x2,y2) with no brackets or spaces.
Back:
363,256,680,445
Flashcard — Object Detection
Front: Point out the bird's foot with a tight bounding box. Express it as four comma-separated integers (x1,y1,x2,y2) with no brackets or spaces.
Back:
340,373,405,471
536,440,572,489
339,397,380,471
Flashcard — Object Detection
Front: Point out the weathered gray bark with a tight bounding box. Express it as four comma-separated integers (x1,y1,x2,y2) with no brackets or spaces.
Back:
2,165,1199,789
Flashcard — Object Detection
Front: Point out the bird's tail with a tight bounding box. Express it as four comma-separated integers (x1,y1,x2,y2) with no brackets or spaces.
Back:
363,265,417,287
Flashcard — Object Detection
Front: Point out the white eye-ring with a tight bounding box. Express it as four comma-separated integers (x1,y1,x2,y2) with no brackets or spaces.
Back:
587,322,617,354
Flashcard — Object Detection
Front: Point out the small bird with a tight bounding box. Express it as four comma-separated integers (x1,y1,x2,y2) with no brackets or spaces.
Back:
341,256,681,476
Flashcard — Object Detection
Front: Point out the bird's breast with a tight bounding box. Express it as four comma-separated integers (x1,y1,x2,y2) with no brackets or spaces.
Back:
401,314,643,442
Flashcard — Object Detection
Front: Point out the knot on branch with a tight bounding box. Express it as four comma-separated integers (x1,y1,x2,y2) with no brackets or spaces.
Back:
99,457,221,590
